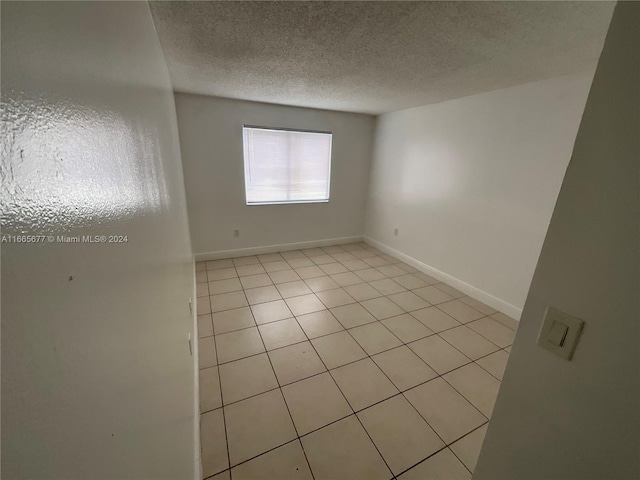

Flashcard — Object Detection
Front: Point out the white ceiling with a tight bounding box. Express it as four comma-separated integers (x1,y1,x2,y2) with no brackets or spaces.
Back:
149,1,614,115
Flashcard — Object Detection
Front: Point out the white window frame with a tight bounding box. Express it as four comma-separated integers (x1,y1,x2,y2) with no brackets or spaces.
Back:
242,125,333,206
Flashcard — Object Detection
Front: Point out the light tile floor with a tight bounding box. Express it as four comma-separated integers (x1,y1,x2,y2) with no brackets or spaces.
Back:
196,242,517,480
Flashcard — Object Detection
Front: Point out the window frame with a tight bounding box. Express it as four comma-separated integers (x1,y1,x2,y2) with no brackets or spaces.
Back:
242,124,333,206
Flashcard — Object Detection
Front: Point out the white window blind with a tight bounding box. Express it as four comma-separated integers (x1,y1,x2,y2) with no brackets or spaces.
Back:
242,126,332,205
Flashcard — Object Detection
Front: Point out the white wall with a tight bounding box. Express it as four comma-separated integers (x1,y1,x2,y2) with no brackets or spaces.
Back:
175,94,375,257
1,3,196,479
475,2,639,478
364,73,595,317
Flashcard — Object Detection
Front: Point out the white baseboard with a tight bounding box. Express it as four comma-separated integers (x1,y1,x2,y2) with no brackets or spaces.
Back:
194,235,364,262
364,236,522,321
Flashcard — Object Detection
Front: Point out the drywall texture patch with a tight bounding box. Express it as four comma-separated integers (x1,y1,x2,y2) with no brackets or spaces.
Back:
475,2,640,479
175,94,375,255
150,1,613,114
1,2,195,478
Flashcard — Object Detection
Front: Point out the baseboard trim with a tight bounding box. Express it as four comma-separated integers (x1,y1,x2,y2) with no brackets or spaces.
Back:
194,235,364,262
364,236,522,321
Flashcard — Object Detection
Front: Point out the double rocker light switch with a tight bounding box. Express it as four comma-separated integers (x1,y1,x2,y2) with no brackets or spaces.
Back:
537,306,585,361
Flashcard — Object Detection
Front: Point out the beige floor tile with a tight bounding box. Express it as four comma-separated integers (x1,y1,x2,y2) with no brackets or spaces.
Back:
212,307,255,335
199,366,222,412
408,335,470,374
331,251,356,262
396,262,419,274
311,331,367,369
341,259,369,271
369,278,406,295
331,358,399,411
257,252,284,263
413,272,440,285
343,283,383,301
363,256,391,267
216,327,265,364
358,395,445,475
201,409,229,477
459,296,497,315
297,310,344,338
263,260,291,273
321,245,344,254
301,247,324,256
199,336,217,369
413,286,453,304
439,326,500,360
443,363,501,417
411,307,461,332
239,273,273,289
269,341,326,385
351,249,377,259
207,267,238,281
450,424,488,472
275,280,312,298
437,300,484,323
198,314,214,338
433,283,465,299
399,448,471,480
210,291,248,313
196,282,209,298
285,294,326,316
319,262,349,275
197,268,208,283
490,312,519,330
388,291,431,312
250,300,293,325
316,288,356,308
258,318,307,351
233,256,259,266
197,296,212,315
231,440,313,480
268,269,301,284
376,264,406,278
330,303,377,328
361,297,405,320
282,372,352,435
301,416,391,480
280,250,306,260
286,257,315,269
295,265,325,279
236,264,266,277
405,378,486,444
209,469,230,480
504,345,511,353
476,349,509,380
382,314,434,343
245,285,281,305
208,278,243,295
393,274,428,290
219,353,278,404
467,317,516,347
206,258,234,270
312,254,337,265
380,254,399,263
350,322,403,355
225,389,297,466
355,268,388,282
329,271,364,287
372,346,437,391
304,275,340,292
196,262,207,272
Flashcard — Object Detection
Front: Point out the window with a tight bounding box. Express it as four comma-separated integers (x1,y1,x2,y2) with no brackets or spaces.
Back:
242,126,332,205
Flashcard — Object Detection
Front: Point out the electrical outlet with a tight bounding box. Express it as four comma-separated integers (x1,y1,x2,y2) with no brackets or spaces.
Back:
233,229,240,237
394,228,399,236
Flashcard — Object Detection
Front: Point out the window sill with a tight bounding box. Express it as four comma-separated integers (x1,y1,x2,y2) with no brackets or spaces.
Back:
246,200,330,206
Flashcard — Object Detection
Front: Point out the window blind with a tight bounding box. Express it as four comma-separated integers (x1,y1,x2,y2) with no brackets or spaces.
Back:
242,126,332,204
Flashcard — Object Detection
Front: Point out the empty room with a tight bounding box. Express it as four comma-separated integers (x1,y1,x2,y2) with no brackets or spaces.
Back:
1,1,638,480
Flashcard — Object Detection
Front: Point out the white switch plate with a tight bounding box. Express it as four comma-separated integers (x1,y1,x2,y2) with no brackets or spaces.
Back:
537,306,585,360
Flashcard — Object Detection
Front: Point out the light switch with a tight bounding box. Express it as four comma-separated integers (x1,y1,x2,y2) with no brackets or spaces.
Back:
548,321,568,346
537,307,585,360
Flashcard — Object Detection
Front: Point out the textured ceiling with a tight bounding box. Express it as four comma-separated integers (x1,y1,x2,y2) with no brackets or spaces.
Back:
149,1,614,114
